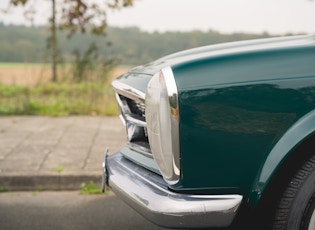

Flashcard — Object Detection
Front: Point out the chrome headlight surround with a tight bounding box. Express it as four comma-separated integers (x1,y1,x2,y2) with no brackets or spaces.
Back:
145,66,180,185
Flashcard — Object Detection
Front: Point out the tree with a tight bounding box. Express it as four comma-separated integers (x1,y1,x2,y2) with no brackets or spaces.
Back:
8,0,134,81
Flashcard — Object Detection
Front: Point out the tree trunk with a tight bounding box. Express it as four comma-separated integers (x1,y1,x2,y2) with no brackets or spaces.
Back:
51,0,57,82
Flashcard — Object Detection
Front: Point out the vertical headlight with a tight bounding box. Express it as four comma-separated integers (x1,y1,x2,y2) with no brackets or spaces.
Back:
145,66,180,185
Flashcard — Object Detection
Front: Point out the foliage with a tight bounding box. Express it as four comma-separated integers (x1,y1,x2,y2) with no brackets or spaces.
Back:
7,0,134,82
8,0,134,36
80,181,103,195
0,25,277,65
71,42,118,83
0,25,47,63
0,82,118,116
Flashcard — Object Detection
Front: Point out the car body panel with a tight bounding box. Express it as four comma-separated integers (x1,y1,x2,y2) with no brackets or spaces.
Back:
251,109,315,205
116,35,314,93
171,46,315,90
113,72,152,96
109,35,315,228
168,46,315,197
171,78,315,194
115,35,315,197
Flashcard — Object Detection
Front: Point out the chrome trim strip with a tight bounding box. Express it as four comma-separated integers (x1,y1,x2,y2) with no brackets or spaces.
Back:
163,66,180,184
106,152,242,228
118,114,126,126
125,115,146,127
112,80,145,102
128,143,152,156
115,91,147,143
162,67,179,120
115,93,127,126
159,66,181,185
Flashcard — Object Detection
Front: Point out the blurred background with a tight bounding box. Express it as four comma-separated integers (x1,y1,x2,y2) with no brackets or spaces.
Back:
0,0,314,117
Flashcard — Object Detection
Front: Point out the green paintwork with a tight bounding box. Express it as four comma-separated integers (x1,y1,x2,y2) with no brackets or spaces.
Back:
250,109,315,205
115,35,315,206
172,77,315,193
115,72,152,94
170,43,315,197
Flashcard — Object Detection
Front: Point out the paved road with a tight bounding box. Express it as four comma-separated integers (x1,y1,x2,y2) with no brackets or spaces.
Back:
0,191,174,230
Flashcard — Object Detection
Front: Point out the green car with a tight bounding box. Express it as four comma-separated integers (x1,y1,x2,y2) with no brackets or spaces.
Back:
103,35,315,229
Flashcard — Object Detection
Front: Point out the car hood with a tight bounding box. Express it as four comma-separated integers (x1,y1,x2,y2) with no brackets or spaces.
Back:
115,35,315,93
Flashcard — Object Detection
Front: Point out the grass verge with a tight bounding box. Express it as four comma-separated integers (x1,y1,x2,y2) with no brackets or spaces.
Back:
80,181,104,195
0,82,118,116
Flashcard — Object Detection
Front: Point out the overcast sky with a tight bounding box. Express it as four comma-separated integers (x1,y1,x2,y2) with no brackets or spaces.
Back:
1,0,315,34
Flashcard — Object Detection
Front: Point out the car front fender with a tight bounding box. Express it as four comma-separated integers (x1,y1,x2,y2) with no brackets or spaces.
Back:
250,109,315,206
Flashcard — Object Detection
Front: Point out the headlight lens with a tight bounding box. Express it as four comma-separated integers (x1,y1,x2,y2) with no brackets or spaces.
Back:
145,66,180,185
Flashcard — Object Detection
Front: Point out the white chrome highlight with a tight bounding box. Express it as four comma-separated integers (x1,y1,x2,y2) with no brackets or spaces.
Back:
106,153,242,228
145,66,180,185
112,80,145,102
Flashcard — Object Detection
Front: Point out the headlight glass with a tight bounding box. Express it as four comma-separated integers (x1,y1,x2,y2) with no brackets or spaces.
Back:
145,66,180,185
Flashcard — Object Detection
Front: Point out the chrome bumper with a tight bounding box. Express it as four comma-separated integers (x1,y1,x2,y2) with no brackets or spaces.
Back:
104,152,243,229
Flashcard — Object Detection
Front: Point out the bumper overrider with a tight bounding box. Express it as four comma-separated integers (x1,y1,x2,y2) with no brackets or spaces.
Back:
103,151,243,229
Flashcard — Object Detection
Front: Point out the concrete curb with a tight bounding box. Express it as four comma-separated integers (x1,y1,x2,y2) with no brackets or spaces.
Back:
0,173,102,191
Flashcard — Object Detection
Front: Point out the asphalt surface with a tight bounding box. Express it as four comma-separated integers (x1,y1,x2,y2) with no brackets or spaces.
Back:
0,116,126,191
0,191,171,230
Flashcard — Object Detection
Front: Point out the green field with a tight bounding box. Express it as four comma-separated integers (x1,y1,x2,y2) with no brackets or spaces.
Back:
0,82,118,116
0,63,125,116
